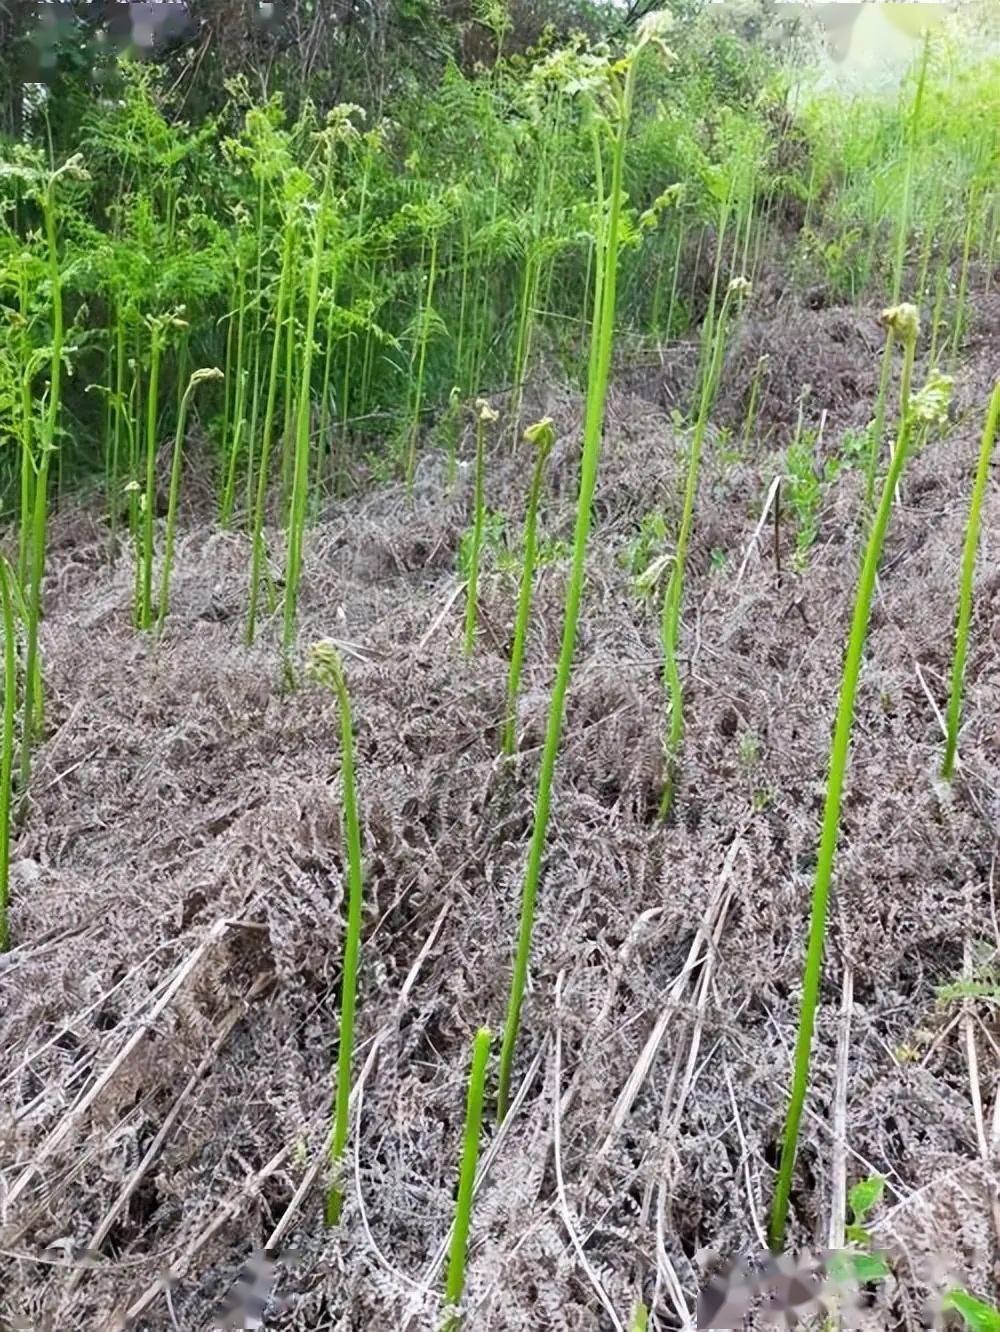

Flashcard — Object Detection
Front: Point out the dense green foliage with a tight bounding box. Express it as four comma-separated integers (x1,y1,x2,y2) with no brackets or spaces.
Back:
0,15,995,535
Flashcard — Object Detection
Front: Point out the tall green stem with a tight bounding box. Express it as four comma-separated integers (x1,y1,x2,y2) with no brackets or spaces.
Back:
138,324,164,631
247,215,296,645
156,369,223,636
283,159,333,676
109,313,127,555
20,171,65,795
406,227,440,494
888,319,916,489
0,557,16,952
315,286,339,509
496,53,637,1121
245,174,268,519
942,382,1000,779
769,315,921,1251
307,644,365,1229
863,328,895,511
443,1027,491,1330
502,420,553,755
691,198,731,415
463,407,491,658
220,245,249,527
17,267,34,590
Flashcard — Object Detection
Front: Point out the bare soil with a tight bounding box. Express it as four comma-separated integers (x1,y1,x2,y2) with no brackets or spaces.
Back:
1,291,998,1330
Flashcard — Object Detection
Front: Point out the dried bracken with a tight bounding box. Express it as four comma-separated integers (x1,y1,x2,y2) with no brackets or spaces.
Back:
0,289,996,1327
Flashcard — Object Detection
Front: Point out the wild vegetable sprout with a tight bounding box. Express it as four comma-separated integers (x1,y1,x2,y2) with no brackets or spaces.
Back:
502,417,554,754
463,399,498,658
769,306,954,1250
0,557,15,952
658,273,750,817
307,640,365,1227
246,173,303,646
156,367,224,635
879,302,919,489
283,122,341,680
442,1027,491,1330
7,152,90,796
942,381,1000,779
497,10,674,1120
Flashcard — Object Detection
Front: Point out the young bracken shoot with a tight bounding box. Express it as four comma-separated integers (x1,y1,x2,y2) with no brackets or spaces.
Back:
496,12,674,1121
246,188,300,647
137,311,187,631
442,1027,491,1331
942,381,1000,779
19,154,89,797
156,368,224,635
769,307,953,1251
0,557,16,952
502,417,553,755
880,302,919,494
307,640,365,1228
283,141,336,681
658,274,750,818
464,399,498,658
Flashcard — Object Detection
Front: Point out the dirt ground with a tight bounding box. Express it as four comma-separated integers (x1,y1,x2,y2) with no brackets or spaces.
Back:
1,287,998,1330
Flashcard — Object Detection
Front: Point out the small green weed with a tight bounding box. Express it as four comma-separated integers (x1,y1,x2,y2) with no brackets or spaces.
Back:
839,424,873,469
942,1290,1000,1331
738,729,761,770
844,1173,885,1247
623,508,668,584
786,417,875,570
535,535,570,567
825,1175,892,1290
936,948,1000,1006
